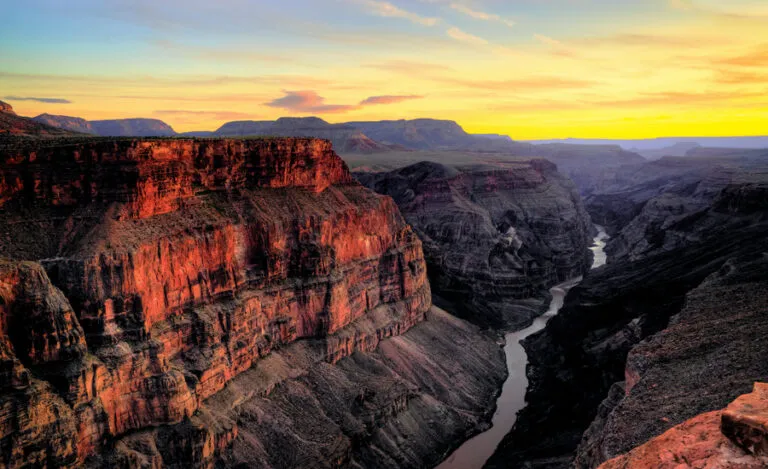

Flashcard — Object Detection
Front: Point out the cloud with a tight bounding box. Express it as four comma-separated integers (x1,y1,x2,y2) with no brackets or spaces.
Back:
716,44,768,67
441,76,597,91
449,3,515,28
365,59,455,75
352,0,439,26
533,34,563,47
447,27,488,45
266,90,357,113
266,91,425,114
153,110,257,119
4,96,71,104
360,95,424,105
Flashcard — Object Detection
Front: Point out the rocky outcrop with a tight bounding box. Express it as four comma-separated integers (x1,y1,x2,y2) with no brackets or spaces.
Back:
0,137,506,468
0,101,16,115
215,117,394,153
485,162,768,468
598,384,768,469
357,159,593,330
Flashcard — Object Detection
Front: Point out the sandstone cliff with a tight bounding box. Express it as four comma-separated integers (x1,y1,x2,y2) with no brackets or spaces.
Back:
485,161,768,468
357,160,593,329
0,137,506,468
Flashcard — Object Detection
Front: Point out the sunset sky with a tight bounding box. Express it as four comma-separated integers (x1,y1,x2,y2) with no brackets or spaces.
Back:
2,0,767,139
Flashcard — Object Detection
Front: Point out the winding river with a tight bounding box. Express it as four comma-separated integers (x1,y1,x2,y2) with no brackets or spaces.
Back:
436,226,609,469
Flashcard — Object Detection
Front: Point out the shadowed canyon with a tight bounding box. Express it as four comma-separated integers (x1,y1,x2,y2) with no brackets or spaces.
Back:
2,83,768,469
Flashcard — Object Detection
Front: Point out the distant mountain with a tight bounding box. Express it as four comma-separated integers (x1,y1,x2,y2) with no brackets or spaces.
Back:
344,119,517,151
473,133,514,142
628,142,700,160
33,114,176,137
1,101,80,137
177,131,215,137
528,136,768,151
33,114,96,134
90,118,176,137
214,117,394,153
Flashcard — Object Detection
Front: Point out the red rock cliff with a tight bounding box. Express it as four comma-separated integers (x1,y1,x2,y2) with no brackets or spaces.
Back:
0,137,430,467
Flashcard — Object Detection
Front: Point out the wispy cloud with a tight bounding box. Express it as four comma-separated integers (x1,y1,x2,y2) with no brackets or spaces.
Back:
360,95,424,104
533,34,563,47
266,91,425,113
716,44,768,67
365,59,455,75
450,3,515,28
266,90,356,113
447,27,488,45
4,96,71,104
153,110,257,119
351,0,439,26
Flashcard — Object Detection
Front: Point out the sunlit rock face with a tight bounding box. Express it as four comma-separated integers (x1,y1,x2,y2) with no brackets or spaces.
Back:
357,159,593,330
0,137,505,469
598,383,768,469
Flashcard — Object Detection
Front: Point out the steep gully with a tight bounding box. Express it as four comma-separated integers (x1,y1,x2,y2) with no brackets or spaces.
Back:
437,227,610,469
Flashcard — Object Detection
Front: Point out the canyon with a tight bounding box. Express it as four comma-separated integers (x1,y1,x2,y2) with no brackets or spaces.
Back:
0,136,507,468
356,160,593,330
4,98,768,469
485,155,768,468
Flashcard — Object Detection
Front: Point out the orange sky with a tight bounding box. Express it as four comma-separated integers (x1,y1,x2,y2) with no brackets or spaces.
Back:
2,0,767,139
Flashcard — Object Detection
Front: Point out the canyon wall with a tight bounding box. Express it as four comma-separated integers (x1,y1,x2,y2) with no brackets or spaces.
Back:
486,160,768,468
357,160,593,330
0,137,505,468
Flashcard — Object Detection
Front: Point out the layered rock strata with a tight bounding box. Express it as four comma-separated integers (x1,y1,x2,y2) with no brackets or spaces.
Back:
0,137,504,468
357,160,593,329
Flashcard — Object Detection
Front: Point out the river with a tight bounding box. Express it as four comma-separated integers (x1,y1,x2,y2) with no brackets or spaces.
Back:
436,226,609,469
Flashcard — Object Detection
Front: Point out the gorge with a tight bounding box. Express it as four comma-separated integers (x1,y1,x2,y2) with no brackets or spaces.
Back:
437,227,608,469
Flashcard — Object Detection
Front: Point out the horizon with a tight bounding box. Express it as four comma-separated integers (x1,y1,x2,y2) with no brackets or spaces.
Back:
3,0,768,139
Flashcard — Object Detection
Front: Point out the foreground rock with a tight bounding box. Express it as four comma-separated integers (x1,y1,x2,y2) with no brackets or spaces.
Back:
357,160,593,330
486,163,768,468
0,137,505,468
599,384,768,469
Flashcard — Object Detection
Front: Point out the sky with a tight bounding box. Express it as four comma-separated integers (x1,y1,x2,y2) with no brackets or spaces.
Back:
1,0,767,139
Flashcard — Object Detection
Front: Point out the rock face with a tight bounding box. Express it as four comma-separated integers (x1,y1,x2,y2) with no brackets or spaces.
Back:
485,160,768,468
215,117,394,153
356,160,593,330
0,137,506,468
599,384,768,469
